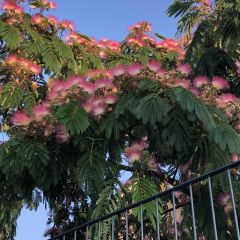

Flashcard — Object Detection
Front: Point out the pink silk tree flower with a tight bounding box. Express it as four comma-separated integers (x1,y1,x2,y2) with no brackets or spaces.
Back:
47,15,58,26
127,63,143,76
231,153,239,162
95,78,113,89
193,76,209,88
48,1,57,9
177,63,192,75
56,124,69,143
110,65,126,76
217,192,231,207
104,95,117,104
82,101,93,113
11,111,31,126
216,93,237,107
32,104,51,121
212,76,229,89
92,104,106,116
31,13,43,25
174,78,191,89
124,147,142,162
147,60,162,72
29,63,41,75
2,1,24,14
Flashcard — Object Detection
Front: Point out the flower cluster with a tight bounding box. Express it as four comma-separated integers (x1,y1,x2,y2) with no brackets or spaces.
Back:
124,138,149,162
41,0,57,9
2,0,24,15
58,19,74,32
9,55,240,136
4,55,42,75
157,38,185,59
66,33,93,46
128,21,152,34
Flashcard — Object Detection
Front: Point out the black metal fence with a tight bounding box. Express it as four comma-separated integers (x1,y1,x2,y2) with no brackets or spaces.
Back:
49,161,240,240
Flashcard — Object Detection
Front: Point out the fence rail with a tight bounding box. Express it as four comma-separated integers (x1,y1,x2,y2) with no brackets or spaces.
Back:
49,161,240,240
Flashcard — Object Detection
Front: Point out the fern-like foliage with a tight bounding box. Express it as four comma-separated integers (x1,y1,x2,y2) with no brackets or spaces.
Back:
173,87,216,131
76,150,106,195
166,1,196,35
55,102,90,135
135,93,172,126
0,20,21,50
0,83,23,109
129,176,162,228
0,138,50,179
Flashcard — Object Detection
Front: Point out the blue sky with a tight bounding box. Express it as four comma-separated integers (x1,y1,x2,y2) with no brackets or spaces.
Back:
15,1,176,239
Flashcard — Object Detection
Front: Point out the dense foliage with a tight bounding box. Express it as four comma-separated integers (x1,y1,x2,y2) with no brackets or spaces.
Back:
0,0,239,239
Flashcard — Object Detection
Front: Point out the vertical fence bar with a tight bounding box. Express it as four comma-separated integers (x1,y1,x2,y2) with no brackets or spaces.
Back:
140,204,144,240
208,177,218,240
156,198,161,240
172,191,178,240
86,226,88,240
227,169,240,239
98,222,101,240
63,236,65,240
74,230,77,240
111,216,115,240
125,210,129,240
189,184,197,240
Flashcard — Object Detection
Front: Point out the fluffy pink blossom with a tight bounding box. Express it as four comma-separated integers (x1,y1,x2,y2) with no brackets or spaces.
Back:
92,96,105,106
217,192,231,207
47,15,58,26
212,76,229,89
59,20,74,32
177,63,192,75
127,63,143,76
2,1,23,14
124,148,141,162
174,78,190,89
156,38,178,50
147,60,162,72
79,81,95,94
124,138,148,162
32,104,51,121
11,111,31,126
231,154,239,162
32,14,43,25
29,64,41,75
127,38,145,47
216,93,237,107
156,68,165,77
47,90,58,101
128,21,152,33
95,78,113,89
82,101,93,113
5,55,41,75
4,55,18,65
148,156,161,174
193,76,209,88
99,51,107,59
56,124,69,143
92,104,106,116
105,95,117,104
48,1,57,9
51,79,66,92
110,65,126,76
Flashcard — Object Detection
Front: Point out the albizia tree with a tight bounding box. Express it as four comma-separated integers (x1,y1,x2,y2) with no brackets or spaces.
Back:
0,0,240,239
